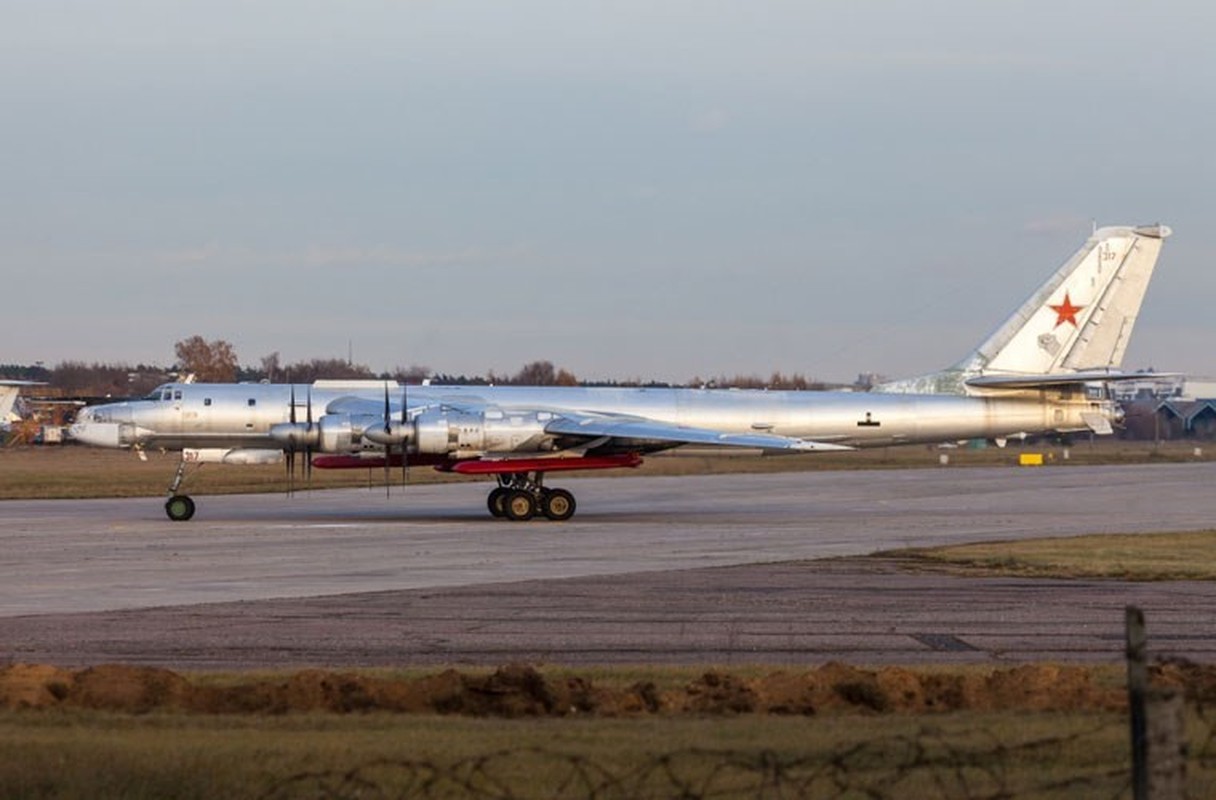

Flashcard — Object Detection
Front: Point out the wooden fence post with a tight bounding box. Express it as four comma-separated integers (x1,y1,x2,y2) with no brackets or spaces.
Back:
1127,605,1148,800
1146,690,1186,799
1126,605,1186,800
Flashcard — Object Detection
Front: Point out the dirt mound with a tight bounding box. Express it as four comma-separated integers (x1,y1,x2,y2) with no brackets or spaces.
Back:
0,660,1194,717
679,662,1120,716
0,664,73,709
71,664,194,712
1151,657,1216,703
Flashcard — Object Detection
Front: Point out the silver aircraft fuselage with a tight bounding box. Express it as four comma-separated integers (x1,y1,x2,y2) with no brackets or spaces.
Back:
74,381,1109,454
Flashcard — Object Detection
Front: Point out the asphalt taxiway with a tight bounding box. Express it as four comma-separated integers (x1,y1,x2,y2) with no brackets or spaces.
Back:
2,463,1214,667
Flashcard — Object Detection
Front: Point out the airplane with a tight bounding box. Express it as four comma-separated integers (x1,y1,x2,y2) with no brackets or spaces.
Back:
70,223,1171,522
0,380,45,434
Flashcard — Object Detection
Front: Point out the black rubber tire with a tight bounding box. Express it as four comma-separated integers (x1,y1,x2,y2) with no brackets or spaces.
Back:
487,487,509,518
541,488,576,521
504,490,536,521
165,494,196,522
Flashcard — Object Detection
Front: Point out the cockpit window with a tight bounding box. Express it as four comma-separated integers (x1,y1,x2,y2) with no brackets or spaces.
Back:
174,390,182,401
162,390,173,401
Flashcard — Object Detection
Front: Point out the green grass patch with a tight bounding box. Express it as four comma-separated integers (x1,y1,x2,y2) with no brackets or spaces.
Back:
892,531,1216,581
3,709,1198,800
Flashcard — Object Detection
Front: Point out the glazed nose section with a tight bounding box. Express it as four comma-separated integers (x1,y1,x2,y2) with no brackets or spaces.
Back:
70,404,135,447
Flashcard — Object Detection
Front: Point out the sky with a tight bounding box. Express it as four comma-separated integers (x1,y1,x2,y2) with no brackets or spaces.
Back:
3,1,1214,383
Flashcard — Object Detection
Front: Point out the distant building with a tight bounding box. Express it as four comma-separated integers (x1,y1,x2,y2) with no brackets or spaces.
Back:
1120,397,1216,441
1104,374,1216,440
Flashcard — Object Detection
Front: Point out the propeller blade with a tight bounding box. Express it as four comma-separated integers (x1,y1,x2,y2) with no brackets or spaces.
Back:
383,382,392,435
383,382,391,497
304,386,313,486
286,384,297,496
400,383,409,485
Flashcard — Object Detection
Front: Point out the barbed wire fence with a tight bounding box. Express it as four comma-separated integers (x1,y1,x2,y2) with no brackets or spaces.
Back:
261,608,1216,800
260,729,1135,800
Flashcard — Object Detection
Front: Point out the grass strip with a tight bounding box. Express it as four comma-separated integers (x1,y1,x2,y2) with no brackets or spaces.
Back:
891,531,1216,581
1,709,1186,800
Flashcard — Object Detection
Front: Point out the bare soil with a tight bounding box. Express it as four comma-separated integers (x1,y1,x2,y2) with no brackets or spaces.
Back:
3,661,1210,717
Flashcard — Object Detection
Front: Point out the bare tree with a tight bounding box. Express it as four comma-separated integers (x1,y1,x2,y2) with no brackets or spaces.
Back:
174,336,239,382
390,364,431,384
260,351,281,383
513,360,555,385
48,361,167,396
281,358,375,383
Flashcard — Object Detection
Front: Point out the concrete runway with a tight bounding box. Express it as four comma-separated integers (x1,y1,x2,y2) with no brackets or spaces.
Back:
2,463,1215,668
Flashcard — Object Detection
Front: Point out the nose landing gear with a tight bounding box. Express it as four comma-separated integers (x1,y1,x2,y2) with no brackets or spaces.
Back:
162,456,198,521
165,493,196,521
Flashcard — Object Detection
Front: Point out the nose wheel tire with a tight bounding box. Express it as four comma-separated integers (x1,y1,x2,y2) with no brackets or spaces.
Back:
165,494,196,521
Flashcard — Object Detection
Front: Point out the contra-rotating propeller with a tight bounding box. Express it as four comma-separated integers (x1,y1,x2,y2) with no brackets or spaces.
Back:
381,381,410,495
284,383,316,494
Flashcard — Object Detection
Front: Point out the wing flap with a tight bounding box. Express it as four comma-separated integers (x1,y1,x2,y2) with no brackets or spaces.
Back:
545,414,851,452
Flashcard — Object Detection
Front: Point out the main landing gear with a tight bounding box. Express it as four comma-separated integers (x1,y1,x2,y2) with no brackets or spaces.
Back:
486,472,576,522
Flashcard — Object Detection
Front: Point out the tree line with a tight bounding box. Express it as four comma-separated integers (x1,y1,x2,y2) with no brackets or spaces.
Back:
2,336,839,397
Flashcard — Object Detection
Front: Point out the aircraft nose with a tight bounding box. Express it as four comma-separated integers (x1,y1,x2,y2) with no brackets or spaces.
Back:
70,403,135,447
77,403,133,425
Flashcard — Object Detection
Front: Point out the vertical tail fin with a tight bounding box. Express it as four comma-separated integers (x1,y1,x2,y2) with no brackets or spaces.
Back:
876,224,1170,395
0,386,19,423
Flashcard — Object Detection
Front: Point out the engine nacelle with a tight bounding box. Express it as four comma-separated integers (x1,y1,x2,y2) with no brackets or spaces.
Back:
317,414,355,453
363,408,555,456
268,422,320,449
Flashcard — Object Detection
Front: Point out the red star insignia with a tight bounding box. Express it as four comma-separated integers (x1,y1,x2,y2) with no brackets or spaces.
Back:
1048,291,1084,328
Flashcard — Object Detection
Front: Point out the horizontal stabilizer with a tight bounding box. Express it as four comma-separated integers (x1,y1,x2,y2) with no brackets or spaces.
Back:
965,370,1177,390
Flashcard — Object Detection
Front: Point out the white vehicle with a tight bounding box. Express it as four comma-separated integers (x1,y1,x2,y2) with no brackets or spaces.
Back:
72,224,1171,522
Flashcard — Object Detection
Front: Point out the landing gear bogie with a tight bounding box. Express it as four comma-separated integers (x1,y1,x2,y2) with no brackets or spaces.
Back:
488,472,578,521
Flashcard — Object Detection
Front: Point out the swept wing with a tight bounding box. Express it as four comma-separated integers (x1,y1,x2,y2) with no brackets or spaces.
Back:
328,394,850,453
542,411,850,452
